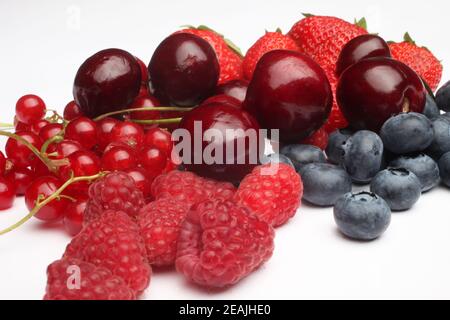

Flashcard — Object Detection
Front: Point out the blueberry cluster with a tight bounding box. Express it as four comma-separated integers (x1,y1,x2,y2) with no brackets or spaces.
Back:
265,85,450,242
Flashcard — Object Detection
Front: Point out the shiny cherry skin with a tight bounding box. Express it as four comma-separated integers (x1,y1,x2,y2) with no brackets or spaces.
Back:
5,167,34,195
215,79,249,103
138,147,167,177
65,116,97,149
5,131,43,168
148,33,219,107
25,176,69,221
144,127,173,155
63,101,83,120
201,94,242,109
0,177,16,210
74,48,141,118
15,94,46,125
30,119,50,135
63,196,88,236
39,123,64,141
125,168,151,198
110,121,144,149
337,57,426,131
244,50,332,142
101,145,137,171
179,103,261,183
96,117,119,151
128,94,160,121
336,34,391,76
135,56,149,84
0,151,6,175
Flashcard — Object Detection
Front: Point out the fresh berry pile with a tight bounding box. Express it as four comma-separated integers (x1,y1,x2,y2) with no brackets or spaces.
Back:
0,14,449,300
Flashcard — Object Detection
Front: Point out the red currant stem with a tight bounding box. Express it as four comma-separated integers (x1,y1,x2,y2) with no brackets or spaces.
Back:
0,130,58,172
0,172,107,236
0,122,14,128
41,135,64,154
130,117,182,125
59,194,77,202
93,106,193,121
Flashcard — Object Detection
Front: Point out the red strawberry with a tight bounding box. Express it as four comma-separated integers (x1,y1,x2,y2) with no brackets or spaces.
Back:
243,31,300,80
301,127,329,150
288,15,368,132
175,26,244,84
389,33,442,91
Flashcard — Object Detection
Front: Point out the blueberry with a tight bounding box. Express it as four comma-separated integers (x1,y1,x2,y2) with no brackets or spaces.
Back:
300,163,352,207
342,130,384,184
438,152,450,188
423,93,440,119
426,116,450,159
370,168,421,211
380,112,433,154
442,112,450,121
326,129,353,165
260,153,294,168
334,192,391,241
280,144,326,172
389,154,440,192
436,81,450,112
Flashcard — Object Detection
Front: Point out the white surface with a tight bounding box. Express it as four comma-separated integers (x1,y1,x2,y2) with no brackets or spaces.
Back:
0,0,450,300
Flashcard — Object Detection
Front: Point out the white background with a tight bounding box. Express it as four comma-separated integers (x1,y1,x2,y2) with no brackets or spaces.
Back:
0,0,449,300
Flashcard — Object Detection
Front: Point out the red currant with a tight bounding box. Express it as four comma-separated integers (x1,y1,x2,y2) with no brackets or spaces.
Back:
15,94,46,125
129,95,160,121
0,177,16,210
144,127,172,154
5,131,43,168
135,56,149,84
0,151,6,175
101,145,137,171
125,167,151,198
14,119,30,132
96,117,119,151
63,196,88,236
138,146,167,177
32,159,52,178
65,116,97,149
47,139,84,159
5,167,34,195
30,119,50,135
39,123,64,142
110,121,144,149
63,101,83,121
25,176,69,221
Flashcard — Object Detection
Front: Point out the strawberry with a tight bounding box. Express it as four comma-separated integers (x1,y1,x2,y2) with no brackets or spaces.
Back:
288,15,368,132
243,30,300,80
389,33,442,91
175,26,244,84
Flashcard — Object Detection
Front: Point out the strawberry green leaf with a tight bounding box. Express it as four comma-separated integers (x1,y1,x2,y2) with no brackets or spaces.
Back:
403,32,416,45
275,28,283,33
354,17,368,30
302,13,315,18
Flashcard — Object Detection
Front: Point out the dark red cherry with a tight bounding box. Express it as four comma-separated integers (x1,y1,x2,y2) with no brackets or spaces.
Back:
135,56,149,84
215,79,249,103
63,101,83,121
128,94,161,121
63,196,88,236
0,177,16,210
73,48,141,118
244,50,332,142
337,57,426,131
179,103,261,183
148,33,219,107
201,94,242,109
336,34,391,76
5,167,34,195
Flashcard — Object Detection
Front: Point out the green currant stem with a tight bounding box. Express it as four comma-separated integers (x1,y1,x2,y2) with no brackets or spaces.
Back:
0,122,14,128
0,172,107,236
0,130,58,172
41,135,64,154
131,118,182,125
93,106,193,121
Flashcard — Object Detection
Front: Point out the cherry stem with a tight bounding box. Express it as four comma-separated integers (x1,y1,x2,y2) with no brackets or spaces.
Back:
0,172,107,236
0,130,59,172
93,106,193,121
131,117,183,125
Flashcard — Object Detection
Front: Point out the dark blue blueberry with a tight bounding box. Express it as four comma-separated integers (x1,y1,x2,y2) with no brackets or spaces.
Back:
423,93,440,119
342,130,384,184
326,128,353,165
438,152,450,188
300,163,352,207
426,116,450,159
380,112,433,155
334,192,391,241
442,112,450,121
370,168,421,211
260,153,294,168
389,154,440,192
436,81,450,112
280,144,326,172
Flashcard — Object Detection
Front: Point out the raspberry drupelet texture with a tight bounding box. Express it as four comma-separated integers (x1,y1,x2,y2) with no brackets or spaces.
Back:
44,258,135,300
234,163,303,227
151,170,236,207
64,210,151,294
84,172,145,224
138,198,190,267
176,199,275,288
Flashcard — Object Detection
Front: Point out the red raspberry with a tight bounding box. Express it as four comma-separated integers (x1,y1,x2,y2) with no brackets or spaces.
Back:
234,163,303,227
85,172,145,223
176,199,274,287
300,127,329,150
64,210,151,294
44,258,135,300
138,198,190,267
151,170,236,207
